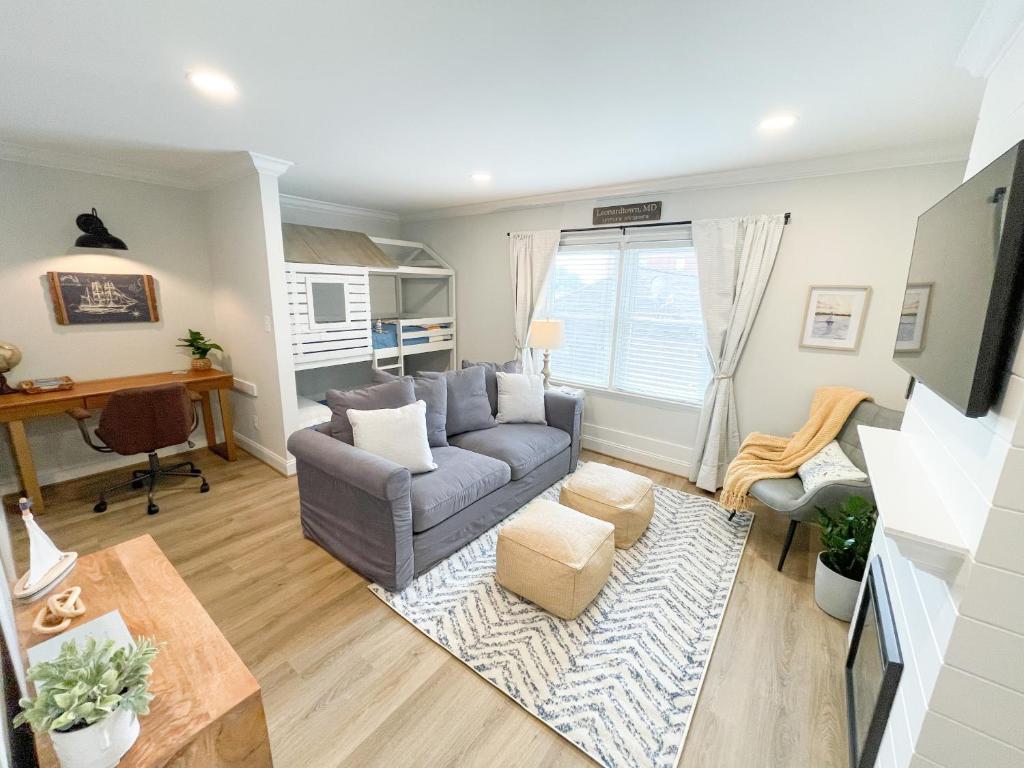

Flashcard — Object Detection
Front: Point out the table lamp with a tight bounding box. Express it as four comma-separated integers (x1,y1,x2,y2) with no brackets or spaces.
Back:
529,319,564,389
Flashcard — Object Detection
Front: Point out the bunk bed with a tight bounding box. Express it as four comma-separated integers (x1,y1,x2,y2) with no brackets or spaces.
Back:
283,225,456,428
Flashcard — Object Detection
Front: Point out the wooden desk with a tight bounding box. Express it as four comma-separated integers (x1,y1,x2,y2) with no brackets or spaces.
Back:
0,370,237,514
14,535,273,767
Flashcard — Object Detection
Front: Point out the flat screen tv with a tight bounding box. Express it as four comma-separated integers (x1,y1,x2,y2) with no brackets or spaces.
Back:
895,142,1024,417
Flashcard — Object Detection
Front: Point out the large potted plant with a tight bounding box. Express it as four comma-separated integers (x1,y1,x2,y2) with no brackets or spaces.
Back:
176,329,222,371
15,637,159,768
815,495,877,621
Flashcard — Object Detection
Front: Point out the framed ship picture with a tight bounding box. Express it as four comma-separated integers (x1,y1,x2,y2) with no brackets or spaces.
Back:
47,272,159,325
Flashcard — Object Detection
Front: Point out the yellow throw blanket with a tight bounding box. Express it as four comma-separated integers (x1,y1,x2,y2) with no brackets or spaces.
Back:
720,386,871,511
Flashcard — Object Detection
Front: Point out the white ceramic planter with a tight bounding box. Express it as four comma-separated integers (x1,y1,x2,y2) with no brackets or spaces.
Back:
49,707,140,768
814,553,862,622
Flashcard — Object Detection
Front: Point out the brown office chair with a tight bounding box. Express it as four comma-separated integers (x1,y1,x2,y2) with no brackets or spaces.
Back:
68,383,210,515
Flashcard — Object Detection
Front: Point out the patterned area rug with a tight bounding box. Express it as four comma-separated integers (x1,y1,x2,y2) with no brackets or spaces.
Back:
369,475,752,768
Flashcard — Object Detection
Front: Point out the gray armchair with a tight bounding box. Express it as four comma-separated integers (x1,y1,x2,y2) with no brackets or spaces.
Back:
744,400,903,571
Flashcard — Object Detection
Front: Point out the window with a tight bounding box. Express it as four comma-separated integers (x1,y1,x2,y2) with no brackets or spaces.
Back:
544,229,710,404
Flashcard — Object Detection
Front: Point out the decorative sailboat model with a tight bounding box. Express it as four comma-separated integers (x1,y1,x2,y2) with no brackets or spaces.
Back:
12,497,77,602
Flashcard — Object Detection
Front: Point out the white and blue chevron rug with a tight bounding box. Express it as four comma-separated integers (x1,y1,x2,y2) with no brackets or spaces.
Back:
369,475,752,768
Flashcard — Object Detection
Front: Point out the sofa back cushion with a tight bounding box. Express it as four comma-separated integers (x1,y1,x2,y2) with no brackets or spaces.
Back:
371,368,449,447
422,366,495,437
461,359,522,415
326,378,415,444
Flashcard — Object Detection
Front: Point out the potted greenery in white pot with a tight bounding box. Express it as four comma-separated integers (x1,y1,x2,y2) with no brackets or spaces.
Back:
815,495,877,621
15,637,159,768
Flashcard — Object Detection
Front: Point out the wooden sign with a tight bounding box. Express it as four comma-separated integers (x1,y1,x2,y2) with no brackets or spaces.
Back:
48,271,160,325
592,201,662,226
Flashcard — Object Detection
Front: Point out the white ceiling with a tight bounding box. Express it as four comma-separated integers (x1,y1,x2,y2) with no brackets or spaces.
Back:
0,1,987,213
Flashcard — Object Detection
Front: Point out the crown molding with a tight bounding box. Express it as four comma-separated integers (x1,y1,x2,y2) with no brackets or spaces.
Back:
249,152,294,178
279,193,400,222
957,0,1024,77
197,151,294,190
399,141,971,222
0,139,200,190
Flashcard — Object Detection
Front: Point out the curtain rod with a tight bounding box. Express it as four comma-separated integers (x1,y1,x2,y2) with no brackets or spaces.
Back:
507,212,790,237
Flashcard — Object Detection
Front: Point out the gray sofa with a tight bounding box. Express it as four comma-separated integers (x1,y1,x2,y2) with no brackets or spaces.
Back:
287,389,583,591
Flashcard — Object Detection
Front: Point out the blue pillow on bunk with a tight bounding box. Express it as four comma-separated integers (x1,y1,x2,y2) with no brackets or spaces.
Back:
462,360,522,416
371,369,449,447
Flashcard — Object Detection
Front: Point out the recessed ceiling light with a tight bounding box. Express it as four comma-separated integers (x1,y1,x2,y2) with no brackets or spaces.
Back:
186,70,238,98
759,113,797,131
471,172,492,183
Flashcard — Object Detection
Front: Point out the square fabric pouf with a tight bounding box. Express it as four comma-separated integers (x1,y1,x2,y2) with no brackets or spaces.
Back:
559,462,655,548
496,498,614,620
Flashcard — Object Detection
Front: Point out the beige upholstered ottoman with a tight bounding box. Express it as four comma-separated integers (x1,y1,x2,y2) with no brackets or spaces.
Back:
559,462,655,548
496,499,614,620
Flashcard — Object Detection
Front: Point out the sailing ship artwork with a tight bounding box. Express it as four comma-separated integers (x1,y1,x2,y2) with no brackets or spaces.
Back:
47,271,160,325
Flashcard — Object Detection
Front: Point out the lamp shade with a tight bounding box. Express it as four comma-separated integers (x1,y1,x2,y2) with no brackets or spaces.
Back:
74,208,127,250
529,319,564,349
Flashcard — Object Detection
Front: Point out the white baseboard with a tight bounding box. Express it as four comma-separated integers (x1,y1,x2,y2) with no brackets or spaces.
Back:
234,433,295,476
0,439,210,497
581,423,691,477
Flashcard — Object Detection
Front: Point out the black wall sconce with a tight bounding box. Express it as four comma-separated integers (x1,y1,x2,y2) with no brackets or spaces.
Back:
74,208,127,250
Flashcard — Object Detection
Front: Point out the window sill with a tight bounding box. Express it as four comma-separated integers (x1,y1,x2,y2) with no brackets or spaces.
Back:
549,379,704,411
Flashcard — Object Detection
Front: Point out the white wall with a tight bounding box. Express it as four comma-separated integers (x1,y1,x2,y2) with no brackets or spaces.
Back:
205,157,297,474
402,162,964,473
0,159,218,493
280,194,401,239
875,17,1024,768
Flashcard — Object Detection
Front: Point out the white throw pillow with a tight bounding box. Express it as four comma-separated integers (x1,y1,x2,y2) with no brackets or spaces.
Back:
797,440,867,494
348,400,437,474
496,372,546,425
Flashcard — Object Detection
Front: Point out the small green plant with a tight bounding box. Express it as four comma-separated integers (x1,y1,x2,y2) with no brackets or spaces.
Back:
176,329,223,360
817,495,877,581
14,637,159,734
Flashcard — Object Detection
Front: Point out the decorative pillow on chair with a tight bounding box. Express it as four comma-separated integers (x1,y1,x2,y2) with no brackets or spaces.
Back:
326,378,415,444
347,400,437,474
421,366,495,436
370,368,449,447
797,440,867,494
462,360,522,416
496,372,546,425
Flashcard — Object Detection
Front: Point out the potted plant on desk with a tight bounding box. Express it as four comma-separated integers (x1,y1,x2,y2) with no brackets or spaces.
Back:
15,637,159,768
815,495,876,621
176,329,223,371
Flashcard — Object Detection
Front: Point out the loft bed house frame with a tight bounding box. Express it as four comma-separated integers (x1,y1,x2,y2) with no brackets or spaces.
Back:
283,225,457,376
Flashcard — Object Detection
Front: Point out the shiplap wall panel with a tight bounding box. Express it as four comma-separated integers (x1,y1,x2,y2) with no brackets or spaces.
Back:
976,507,1024,574
285,264,372,367
917,712,1024,768
930,666,1024,749
945,616,1024,694
958,564,1024,635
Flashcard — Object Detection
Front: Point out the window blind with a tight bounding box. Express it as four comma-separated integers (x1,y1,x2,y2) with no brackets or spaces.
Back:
546,244,619,388
612,240,710,402
544,228,711,404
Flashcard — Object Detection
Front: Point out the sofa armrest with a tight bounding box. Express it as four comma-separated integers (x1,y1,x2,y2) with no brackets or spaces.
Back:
287,429,414,590
545,389,584,472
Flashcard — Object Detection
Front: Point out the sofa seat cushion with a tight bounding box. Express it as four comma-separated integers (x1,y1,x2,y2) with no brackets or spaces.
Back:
410,447,511,533
449,424,570,480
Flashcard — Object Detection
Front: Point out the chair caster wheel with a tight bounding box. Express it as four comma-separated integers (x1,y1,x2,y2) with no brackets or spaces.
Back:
131,479,144,489
147,502,159,515
199,481,210,493
93,501,108,514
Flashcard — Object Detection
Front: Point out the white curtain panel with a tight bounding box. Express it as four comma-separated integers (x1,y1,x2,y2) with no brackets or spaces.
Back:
689,214,786,491
509,230,560,373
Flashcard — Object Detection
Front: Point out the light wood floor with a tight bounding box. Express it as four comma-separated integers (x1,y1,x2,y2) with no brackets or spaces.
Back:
9,448,848,767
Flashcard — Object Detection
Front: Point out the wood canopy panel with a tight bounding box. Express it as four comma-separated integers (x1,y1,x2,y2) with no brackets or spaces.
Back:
282,224,395,268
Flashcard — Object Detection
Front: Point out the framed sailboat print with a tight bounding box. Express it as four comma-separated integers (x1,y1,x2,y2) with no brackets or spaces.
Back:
799,285,870,352
47,271,159,324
